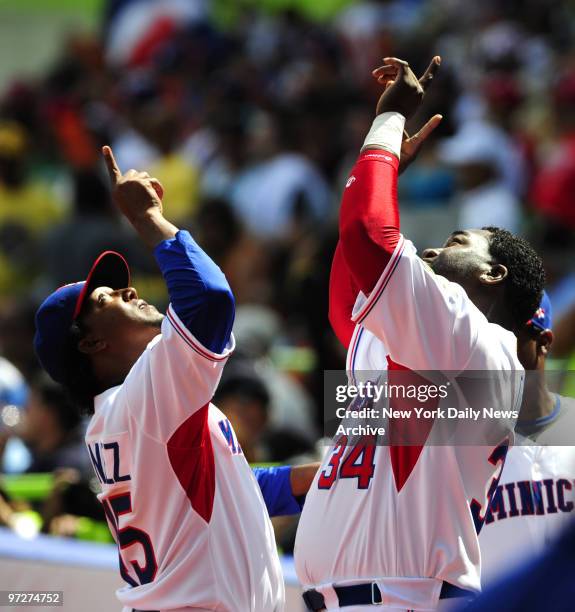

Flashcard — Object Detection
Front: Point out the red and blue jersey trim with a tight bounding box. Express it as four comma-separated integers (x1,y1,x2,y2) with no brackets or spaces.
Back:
352,235,405,326
166,305,233,363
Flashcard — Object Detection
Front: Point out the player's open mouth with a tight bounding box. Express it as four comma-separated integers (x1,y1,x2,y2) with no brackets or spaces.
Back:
137,300,149,310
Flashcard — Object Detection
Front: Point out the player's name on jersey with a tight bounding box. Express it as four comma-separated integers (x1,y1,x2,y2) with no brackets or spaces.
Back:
335,406,519,421
486,477,575,523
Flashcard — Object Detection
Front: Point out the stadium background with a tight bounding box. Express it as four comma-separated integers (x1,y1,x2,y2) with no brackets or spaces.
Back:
0,0,574,610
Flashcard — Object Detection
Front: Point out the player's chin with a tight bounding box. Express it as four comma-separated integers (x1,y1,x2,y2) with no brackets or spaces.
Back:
138,308,164,327
148,312,164,327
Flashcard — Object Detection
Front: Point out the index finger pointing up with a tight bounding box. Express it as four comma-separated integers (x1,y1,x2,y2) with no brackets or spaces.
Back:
102,145,121,184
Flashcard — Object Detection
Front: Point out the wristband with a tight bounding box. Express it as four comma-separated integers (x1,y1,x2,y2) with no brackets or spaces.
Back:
362,112,406,159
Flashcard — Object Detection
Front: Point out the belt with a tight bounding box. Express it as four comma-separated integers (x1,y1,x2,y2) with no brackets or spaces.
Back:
302,581,474,610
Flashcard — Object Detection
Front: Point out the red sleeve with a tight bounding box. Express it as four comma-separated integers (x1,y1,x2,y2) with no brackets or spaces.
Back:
339,150,401,295
328,241,359,349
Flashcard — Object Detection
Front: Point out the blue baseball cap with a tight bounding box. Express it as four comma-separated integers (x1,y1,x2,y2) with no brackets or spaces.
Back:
34,251,130,385
528,291,552,332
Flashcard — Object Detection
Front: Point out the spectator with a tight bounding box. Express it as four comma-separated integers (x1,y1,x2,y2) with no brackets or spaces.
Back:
0,121,65,235
0,355,29,473
213,361,271,464
439,121,523,233
40,169,147,291
232,304,318,443
229,109,332,240
531,72,575,231
16,375,92,479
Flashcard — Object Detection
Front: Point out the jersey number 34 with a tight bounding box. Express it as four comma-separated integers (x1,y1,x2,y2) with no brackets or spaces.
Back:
318,435,376,490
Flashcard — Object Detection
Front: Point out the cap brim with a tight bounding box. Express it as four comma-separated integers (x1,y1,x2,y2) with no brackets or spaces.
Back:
72,251,130,319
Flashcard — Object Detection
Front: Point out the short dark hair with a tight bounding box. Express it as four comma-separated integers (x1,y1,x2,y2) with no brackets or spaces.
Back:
483,226,545,331
214,375,270,413
214,358,270,413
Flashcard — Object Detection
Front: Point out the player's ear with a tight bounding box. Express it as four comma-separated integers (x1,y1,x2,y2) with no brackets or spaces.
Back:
536,329,553,357
77,336,107,355
479,263,508,286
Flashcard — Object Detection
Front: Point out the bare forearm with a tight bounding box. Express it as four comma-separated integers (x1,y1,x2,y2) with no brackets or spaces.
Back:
130,210,179,249
290,462,320,497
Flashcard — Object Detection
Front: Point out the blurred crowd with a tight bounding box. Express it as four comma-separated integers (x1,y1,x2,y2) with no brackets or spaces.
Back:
0,0,575,549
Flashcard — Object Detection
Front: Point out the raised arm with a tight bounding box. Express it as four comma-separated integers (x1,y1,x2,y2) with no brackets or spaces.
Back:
329,241,359,349
339,57,441,295
336,58,494,372
329,73,441,347
103,146,234,353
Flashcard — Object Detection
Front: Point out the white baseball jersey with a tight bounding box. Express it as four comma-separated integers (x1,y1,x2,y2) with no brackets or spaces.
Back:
479,394,575,584
294,236,523,610
85,305,284,612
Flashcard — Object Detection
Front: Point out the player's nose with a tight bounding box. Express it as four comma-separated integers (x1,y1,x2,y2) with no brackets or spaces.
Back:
421,247,442,260
121,287,138,302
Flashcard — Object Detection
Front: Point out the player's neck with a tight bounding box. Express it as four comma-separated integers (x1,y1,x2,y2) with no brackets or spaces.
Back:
483,301,514,332
91,350,140,392
517,372,555,423
468,288,515,332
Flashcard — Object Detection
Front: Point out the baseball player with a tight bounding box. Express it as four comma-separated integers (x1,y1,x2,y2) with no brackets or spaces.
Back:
294,57,545,611
479,292,575,584
33,146,317,612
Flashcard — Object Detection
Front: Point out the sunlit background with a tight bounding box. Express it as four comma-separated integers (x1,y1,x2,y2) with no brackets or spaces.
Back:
0,0,574,610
